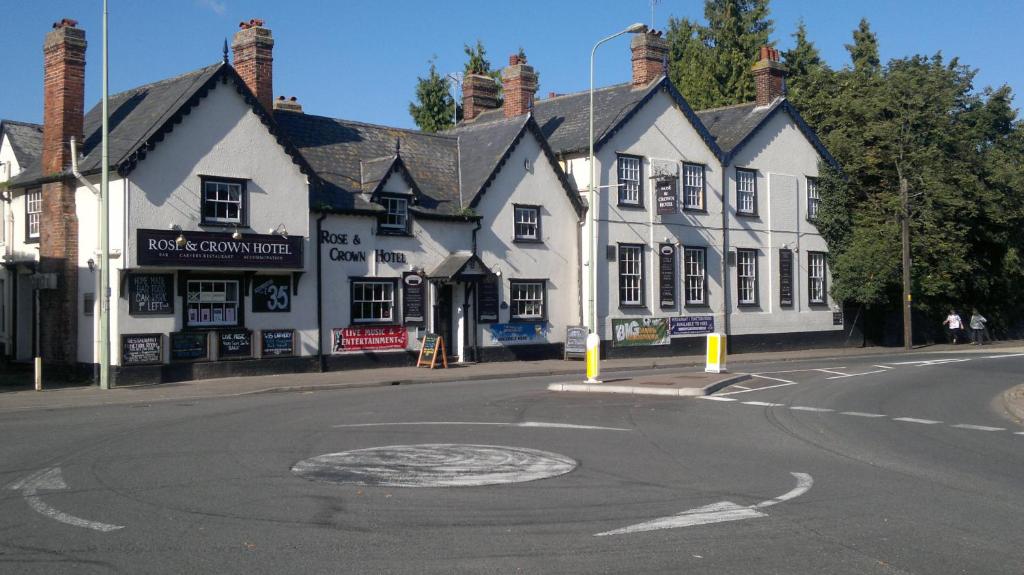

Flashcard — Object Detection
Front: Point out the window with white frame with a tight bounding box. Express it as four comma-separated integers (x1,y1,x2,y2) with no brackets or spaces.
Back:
513,205,540,241
683,163,705,210
684,247,707,305
736,249,758,305
808,252,827,305
807,177,820,220
380,196,409,233
617,155,642,206
510,280,546,320
186,279,240,327
351,279,396,323
201,177,244,225
618,244,644,306
736,168,757,215
26,189,42,240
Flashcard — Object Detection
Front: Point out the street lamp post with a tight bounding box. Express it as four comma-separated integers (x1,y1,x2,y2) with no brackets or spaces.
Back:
588,23,647,335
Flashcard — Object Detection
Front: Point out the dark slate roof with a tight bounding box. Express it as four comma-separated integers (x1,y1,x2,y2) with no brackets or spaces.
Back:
428,252,492,279
275,111,462,216
0,120,43,172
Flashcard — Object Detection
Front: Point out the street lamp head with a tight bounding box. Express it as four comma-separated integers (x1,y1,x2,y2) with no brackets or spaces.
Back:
626,23,648,33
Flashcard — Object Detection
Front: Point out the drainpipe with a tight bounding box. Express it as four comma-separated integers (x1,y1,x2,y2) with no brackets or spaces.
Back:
315,211,327,372
720,164,731,338
71,137,103,384
468,217,482,362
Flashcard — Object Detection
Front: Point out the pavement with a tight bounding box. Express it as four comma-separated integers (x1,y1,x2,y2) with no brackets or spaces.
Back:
2,341,1023,413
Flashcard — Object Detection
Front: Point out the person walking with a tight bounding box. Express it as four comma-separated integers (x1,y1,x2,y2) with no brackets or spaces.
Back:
969,308,988,345
943,309,965,344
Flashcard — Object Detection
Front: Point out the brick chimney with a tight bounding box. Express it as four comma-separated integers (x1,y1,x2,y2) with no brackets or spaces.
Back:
273,95,303,113
462,74,499,122
752,46,787,106
631,30,668,87
40,18,86,368
232,18,274,111
501,53,538,118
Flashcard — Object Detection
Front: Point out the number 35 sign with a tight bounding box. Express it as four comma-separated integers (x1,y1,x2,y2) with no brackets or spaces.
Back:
253,276,291,312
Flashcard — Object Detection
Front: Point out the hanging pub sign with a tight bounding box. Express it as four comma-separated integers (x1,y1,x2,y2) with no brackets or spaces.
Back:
121,333,163,366
332,326,408,352
659,243,676,309
128,273,174,316
137,229,304,269
477,276,499,323
261,329,295,356
655,178,678,215
402,271,426,325
218,329,253,359
779,248,794,307
170,331,208,362
252,276,291,312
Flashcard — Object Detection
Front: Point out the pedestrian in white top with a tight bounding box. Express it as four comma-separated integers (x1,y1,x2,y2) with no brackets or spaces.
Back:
942,309,964,344
969,308,988,345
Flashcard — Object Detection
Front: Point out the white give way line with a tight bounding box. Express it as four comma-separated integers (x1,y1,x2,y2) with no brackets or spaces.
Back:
332,421,631,431
8,467,123,532
594,472,812,536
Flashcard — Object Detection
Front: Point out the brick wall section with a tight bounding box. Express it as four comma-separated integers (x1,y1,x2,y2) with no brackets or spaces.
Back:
502,54,537,118
39,19,86,366
462,74,499,121
752,46,787,107
232,19,274,112
631,31,669,87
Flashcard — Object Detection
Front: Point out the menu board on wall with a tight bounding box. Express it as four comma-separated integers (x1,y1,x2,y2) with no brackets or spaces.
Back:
477,277,499,323
659,244,676,309
128,273,174,315
564,326,587,359
402,271,426,325
121,334,163,366
252,276,291,312
779,248,794,307
261,329,295,356
170,331,208,362
218,330,253,359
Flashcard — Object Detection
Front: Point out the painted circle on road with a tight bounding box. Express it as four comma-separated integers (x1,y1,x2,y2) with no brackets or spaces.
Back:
292,444,577,487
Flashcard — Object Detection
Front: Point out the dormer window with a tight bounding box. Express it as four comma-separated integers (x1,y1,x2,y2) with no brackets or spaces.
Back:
378,195,409,234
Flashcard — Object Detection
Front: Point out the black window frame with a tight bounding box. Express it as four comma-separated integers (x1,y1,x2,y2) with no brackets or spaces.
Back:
199,175,248,228
736,248,760,307
349,277,399,325
616,154,644,208
180,272,245,330
682,163,708,212
376,194,412,236
508,278,548,322
807,251,828,306
806,176,820,221
735,168,758,217
618,243,646,308
24,188,42,244
512,204,542,243
683,246,709,307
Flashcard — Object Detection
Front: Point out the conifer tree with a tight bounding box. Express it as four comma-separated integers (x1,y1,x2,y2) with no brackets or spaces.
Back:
409,59,455,133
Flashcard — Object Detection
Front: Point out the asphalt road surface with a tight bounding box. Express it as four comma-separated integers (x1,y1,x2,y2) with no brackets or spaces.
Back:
1,351,1022,574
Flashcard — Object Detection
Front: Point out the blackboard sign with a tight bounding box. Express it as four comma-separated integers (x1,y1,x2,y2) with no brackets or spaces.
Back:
252,276,291,312
218,330,252,359
261,329,295,356
779,249,794,307
659,244,676,309
564,326,587,359
128,273,174,315
170,331,208,362
833,311,844,326
121,333,162,365
478,277,499,323
403,271,425,325
416,333,447,369
656,178,678,215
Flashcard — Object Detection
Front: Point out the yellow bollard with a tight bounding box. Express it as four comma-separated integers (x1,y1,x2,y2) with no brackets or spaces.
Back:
585,333,602,383
705,333,727,373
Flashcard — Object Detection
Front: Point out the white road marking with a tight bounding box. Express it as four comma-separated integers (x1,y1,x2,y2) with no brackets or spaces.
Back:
873,365,893,369
742,401,785,407
1016,432,1024,436
826,369,889,380
839,411,888,418
891,358,971,367
731,385,751,390
331,421,630,432
951,424,1006,432
893,417,942,425
718,381,797,395
754,367,846,374
789,406,834,412
750,374,797,384
9,468,124,533
699,396,738,402
814,368,851,376
983,353,1024,359
595,472,811,536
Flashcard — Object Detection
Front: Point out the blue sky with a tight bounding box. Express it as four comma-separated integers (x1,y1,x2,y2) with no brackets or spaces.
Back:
1,1,1020,129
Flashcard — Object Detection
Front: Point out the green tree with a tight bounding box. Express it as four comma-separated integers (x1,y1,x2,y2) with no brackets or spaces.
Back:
782,20,823,102
409,59,455,133
845,18,880,74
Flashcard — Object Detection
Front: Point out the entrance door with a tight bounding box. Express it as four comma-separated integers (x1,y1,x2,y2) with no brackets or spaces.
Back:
434,284,454,358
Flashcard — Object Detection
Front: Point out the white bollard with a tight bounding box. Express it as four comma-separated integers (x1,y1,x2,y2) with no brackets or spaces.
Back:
34,357,42,391
705,333,727,374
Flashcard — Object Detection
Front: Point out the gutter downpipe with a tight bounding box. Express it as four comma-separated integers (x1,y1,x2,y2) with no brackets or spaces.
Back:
468,217,482,362
70,137,103,385
316,211,327,372
720,160,731,340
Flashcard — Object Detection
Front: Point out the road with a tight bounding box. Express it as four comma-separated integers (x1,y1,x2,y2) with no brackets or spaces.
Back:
0,351,1022,574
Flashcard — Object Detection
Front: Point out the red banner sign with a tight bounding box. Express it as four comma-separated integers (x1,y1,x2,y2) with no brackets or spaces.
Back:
332,326,408,352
